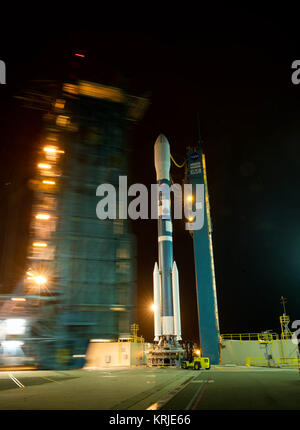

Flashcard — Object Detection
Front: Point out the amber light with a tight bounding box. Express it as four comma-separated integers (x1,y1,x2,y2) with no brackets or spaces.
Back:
42,180,55,185
38,163,51,169
43,146,64,154
35,214,50,220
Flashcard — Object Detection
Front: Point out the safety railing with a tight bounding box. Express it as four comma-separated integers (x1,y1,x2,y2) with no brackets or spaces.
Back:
118,336,144,343
245,357,269,367
246,357,299,369
221,333,279,343
277,358,299,368
280,332,293,340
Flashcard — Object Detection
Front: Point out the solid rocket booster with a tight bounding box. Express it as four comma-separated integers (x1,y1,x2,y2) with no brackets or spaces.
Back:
172,261,181,341
153,262,161,341
153,134,182,342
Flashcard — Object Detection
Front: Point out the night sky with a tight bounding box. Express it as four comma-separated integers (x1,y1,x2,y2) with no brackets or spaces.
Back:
1,10,300,343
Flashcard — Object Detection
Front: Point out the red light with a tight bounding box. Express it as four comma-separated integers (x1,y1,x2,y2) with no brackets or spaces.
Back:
75,53,85,58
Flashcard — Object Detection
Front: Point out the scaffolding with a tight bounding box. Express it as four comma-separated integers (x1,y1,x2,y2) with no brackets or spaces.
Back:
3,80,148,369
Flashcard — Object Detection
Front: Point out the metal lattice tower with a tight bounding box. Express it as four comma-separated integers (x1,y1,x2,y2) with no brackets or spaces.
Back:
280,296,292,340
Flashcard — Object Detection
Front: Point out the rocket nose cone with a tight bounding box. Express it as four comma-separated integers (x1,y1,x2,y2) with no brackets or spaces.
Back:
155,134,169,148
154,134,171,180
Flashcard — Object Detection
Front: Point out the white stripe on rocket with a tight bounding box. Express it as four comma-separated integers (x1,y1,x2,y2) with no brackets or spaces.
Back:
158,236,173,242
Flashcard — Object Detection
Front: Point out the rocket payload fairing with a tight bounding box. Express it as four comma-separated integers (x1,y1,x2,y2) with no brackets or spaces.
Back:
153,134,182,344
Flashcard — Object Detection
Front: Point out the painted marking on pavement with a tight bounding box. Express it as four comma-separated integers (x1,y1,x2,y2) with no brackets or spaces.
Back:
147,375,196,410
185,377,211,410
8,373,24,388
191,379,210,410
40,376,61,384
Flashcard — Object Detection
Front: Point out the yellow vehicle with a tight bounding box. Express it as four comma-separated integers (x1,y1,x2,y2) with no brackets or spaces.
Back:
181,341,210,370
181,356,210,370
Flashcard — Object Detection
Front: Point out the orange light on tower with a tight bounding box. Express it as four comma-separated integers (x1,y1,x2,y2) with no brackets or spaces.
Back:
42,180,56,185
35,214,50,220
54,99,65,110
56,115,70,127
33,275,47,285
38,163,52,169
32,242,47,247
43,146,64,154
26,269,48,286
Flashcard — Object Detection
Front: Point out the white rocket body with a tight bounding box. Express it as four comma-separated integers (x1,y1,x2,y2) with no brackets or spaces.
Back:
153,134,182,343
153,261,181,341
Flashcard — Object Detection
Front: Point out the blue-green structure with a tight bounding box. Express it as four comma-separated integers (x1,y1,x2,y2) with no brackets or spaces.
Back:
24,81,148,368
186,148,220,364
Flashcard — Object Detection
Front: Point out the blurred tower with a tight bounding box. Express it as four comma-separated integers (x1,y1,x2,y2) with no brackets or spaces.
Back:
24,80,148,368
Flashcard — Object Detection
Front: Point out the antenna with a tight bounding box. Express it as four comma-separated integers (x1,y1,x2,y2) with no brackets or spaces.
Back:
196,112,204,150
280,296,287,316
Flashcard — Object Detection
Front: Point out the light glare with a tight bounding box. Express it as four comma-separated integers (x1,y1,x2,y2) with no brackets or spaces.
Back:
35,214,50,220
4,319,26,335
38,163,51,169
43,146,64,154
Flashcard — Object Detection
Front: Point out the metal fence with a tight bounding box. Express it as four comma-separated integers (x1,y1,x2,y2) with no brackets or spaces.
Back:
246,357,299,369
220,333,280,343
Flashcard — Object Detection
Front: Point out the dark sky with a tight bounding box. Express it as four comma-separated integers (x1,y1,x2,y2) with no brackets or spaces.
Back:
1,10,300,342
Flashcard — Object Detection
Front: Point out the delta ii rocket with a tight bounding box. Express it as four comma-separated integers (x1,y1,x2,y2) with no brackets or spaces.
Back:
153,134,182,345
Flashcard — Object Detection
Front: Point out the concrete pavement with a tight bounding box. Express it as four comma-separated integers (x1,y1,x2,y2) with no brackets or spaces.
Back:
0,366,299,410
0,367,193,410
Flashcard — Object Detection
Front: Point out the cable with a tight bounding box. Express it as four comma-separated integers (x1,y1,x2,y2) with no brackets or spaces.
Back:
170,153,186,168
